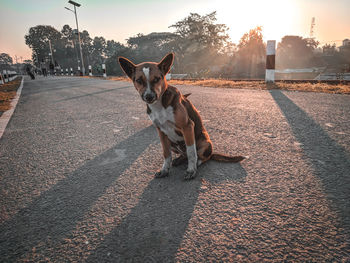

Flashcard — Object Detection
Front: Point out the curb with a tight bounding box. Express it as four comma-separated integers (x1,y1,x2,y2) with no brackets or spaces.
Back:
0,77,24,140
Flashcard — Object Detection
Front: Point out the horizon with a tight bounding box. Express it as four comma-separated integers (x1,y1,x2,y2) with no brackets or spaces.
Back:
0,0,349,61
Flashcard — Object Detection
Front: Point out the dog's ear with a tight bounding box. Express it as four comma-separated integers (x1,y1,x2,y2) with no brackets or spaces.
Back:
118,57,136,79
158,53,174,76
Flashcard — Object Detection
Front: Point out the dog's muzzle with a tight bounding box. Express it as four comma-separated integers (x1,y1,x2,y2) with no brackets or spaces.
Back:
143,92,156,104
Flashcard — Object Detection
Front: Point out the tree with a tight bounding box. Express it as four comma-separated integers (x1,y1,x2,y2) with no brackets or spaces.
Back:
169,11,232,75
105,46,133,75
79,30,93,69
105,40,124,58
276,35,318,69
59,24,77,69
0,53,13,70
170,11,230,51
25,25,62,65
0,53,13,65
322,43,337,55
90,36,106,72
126,32,178,63
321,43,350,72
339,43,350,67
59,25,93,70
236,26,266,78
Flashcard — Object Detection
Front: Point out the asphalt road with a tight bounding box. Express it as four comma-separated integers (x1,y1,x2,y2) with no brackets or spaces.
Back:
0,76,349,262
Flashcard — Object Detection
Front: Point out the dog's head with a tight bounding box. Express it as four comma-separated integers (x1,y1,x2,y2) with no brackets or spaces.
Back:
118,53,174,104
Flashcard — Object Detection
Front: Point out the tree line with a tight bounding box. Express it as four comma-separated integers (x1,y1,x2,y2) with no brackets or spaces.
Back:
2,11,349,78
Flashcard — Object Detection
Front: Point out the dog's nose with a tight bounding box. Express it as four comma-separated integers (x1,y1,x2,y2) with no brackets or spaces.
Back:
144,93,155,103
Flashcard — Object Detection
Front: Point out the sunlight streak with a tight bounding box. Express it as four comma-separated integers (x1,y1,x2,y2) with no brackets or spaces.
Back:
212,0,298,43
20,144,160,262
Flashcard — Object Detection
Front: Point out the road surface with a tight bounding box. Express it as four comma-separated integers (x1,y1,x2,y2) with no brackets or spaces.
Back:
0,76,349,262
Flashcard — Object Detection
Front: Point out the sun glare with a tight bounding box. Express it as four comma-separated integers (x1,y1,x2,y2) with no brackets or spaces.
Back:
212,0,298,43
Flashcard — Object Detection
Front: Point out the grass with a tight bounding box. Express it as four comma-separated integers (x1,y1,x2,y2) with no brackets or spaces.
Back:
82,76,350,94
168,79,350,94
0,77,22,115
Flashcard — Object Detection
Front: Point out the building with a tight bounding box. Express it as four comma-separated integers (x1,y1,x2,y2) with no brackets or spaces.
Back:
339,38,350,52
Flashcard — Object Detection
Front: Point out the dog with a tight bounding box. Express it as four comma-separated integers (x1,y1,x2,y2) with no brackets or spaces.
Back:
118,53,244,180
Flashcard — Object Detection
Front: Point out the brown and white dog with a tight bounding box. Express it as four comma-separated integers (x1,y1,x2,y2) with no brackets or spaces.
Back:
118,53,244,180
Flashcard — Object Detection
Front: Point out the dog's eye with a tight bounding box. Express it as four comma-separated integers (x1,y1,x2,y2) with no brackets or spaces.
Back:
136,78,143,85
153,77,160,84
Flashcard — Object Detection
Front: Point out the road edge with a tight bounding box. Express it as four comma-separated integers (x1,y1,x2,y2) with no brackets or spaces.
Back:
0,76,24,140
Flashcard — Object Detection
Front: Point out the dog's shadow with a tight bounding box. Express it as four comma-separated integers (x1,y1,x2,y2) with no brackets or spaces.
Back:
87,158,247,263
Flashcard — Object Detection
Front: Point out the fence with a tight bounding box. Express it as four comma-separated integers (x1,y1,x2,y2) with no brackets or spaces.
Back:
0,70,18,84
28,41,350,82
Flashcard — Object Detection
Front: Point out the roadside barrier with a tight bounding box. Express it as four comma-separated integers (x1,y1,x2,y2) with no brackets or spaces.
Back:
266,40,276,83
102,64,106,77
1,70,18,84
88,65,92,76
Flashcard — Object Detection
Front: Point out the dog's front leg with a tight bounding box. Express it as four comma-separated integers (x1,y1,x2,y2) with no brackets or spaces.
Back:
155,128,172,178
182,120,197,180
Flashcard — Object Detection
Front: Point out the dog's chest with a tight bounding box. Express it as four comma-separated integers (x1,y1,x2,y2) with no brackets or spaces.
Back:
148,103,183,142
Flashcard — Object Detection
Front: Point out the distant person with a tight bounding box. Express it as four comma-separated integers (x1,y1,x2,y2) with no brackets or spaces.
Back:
49,62,54,75
25,64,35,80
40,60,47,77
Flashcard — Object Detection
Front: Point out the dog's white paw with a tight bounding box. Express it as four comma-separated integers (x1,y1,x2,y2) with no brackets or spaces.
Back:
184,169,197,180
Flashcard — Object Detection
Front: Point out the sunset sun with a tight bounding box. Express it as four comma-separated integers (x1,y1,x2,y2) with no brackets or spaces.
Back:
206,0,298,43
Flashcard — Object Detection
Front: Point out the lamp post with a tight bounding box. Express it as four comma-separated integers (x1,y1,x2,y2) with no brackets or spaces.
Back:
65,0,85,75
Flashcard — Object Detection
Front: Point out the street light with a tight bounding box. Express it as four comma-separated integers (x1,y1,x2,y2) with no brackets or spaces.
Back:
65,0,85,75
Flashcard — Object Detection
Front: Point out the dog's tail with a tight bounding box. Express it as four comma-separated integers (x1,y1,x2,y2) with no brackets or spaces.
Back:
210,153,245,163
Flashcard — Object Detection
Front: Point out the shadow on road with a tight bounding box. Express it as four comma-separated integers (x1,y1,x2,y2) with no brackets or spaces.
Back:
269,90,350,233
0,116,247,262
54,86,131,102
0,125,157,262
87,159,247,262
21,78,92,96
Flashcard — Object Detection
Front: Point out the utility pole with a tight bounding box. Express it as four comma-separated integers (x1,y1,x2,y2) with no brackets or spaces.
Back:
15,55,19,74
48,39,55,65
310,17,315,39
65,1,85,75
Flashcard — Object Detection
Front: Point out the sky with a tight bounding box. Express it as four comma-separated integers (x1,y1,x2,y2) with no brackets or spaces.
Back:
0,0,349,61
